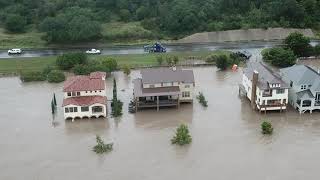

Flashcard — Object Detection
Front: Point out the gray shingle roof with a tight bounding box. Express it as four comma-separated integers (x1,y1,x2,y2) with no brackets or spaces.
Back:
296,89,314,99
280,65,320,92
141,67,194,84
243,62,288,90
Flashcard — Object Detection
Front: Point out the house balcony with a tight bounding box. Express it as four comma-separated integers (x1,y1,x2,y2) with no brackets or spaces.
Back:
137,99,179,108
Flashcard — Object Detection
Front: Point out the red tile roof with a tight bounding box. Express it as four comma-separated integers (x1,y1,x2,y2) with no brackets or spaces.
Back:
90,72,106,79
62,96,106,107
63,73,106,92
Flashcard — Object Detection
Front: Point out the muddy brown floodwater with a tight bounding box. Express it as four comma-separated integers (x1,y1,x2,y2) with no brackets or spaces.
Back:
1,67,320,180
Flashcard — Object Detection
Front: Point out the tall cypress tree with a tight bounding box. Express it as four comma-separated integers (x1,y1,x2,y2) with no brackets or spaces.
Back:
113,78,117,101
53,93,57,106
51,99,55,114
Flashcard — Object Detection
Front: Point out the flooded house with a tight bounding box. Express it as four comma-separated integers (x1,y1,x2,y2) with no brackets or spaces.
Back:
280,65,320,114
133,67,195,111
62,72,107,120
241,62,289,112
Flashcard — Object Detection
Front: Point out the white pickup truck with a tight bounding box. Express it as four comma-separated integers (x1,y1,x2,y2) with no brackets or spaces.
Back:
8,49,22,54
85,49,101,54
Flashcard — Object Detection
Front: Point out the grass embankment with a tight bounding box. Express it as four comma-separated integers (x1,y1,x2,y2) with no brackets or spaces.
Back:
0,28,46,49
0,22,163,49
0,50,229,75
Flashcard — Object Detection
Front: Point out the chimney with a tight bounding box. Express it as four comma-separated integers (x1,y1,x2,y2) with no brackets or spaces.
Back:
251,70,259,110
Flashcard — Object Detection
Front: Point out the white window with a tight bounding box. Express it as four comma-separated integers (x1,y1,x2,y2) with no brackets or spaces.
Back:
72,92,76,96
65,108,69,113
301,85,307,90
67,92,71,96
81,106,89,112
182,91,190,98
149,84,155,88
76,92,80,96
185,85,190,88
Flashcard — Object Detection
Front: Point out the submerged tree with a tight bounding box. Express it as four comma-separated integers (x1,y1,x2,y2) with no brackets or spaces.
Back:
171,124,192,145
93,135,113,154
261,121,273,134
196,92,208,107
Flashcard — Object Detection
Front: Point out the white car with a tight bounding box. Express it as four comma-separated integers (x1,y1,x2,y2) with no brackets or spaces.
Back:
86,49,101,54
8,48,22,54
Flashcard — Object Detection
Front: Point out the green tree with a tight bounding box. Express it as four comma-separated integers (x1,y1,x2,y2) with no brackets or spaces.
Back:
56,53,87,70
5,14,27,33
102,58,118,72
284,32,312,57
20,71,46,82
171,124,192,145
216,55,229,70
122,65,131,75
196,92,208,107
262,47,296,67
111,78,123,117
73,64,92,75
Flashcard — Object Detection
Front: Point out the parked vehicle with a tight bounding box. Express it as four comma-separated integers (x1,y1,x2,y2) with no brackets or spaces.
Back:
86,49,101,54
8,49,22,55
144,42,166,53
235,50,252,60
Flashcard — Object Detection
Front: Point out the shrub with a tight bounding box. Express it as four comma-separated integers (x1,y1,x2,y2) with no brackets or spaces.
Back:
261,121,273,134
56,53,87,70
216,54,229,70
156,56,164,65
111,78,123,117
73,64,92,75
93,135,113,154
196,92,208,107
20,72,46,82
42,65,54,76
171,124,192,145
173,56,179,65
205,54,218,63
262,47,296,67
123,65,131,75
5,14,27,33
166,56,173,65
284,32,312,57
47,70,65,83
101,58,118,72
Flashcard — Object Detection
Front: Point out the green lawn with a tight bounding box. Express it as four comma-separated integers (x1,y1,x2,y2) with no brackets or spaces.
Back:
0,50,229,75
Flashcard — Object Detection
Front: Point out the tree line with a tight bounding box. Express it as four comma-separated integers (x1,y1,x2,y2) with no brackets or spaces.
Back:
1,0,320,42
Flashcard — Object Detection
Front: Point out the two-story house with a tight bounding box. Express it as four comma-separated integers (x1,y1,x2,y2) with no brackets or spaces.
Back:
133,67,195,111
280,65,320,114
241,62,289,112
62,72,107,120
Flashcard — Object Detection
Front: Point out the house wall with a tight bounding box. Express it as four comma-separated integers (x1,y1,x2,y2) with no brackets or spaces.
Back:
256,87,288,106
242,74,252,100
63,103,107,119
242,74,288,110
179,82,194,102
64,90,106,99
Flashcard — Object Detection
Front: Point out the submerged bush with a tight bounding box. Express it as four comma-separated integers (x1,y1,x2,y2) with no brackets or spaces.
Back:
171,124,192,145
47,70,65,83
196,92,208,107
20,72,46,82
93,135,113,154
261,121,273,134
